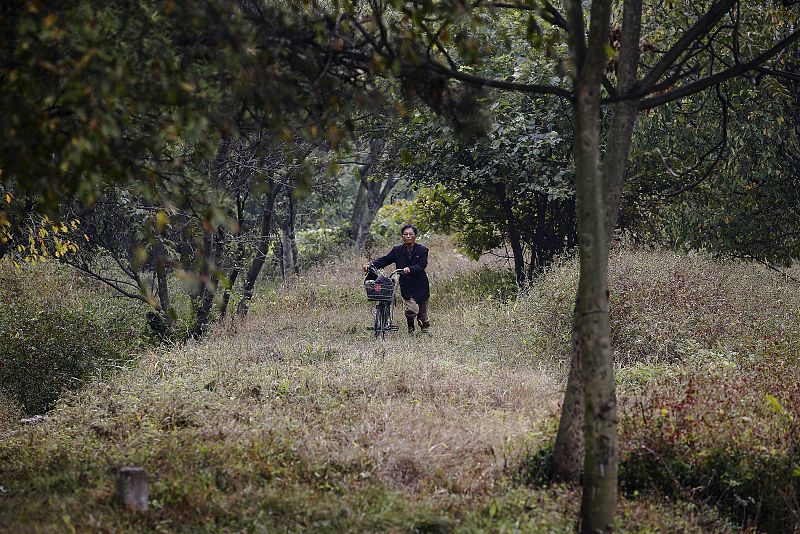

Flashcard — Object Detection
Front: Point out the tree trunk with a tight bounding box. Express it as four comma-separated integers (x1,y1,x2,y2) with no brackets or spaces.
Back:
552,303,584,482
354,176,397,249
280,221,293,282
602,0,643,238
526,193,549,281
237,179,281,318
354,185,380,248
573,74,617,534
552,0,643,504
191,226,224,337
219,194,246,320
153,240,172,326
351,177,368,240
562,0,618,530
287,188,300,275
494,181,526,286
351,138,396,249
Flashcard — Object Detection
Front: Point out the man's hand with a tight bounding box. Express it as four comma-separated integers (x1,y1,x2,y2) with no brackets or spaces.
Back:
362,263,371,273
403,267,411,274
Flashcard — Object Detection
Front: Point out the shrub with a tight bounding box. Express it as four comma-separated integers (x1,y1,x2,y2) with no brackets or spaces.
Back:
619,349,800,532
0,261,149,414
371,199,419,238
296,226,352,269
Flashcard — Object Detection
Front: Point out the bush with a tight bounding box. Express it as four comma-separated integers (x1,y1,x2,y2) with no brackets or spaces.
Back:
371,199,419,238
0,261,149,414
619,349,800,533
295,226,351,269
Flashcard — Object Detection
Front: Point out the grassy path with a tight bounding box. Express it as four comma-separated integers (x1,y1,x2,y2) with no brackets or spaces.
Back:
2,240,773,532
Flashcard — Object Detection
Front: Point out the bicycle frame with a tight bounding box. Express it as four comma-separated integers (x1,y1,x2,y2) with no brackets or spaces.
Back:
365,267,402,339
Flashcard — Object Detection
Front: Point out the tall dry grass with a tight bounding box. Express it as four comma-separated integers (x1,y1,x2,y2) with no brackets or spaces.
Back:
3,239,794,532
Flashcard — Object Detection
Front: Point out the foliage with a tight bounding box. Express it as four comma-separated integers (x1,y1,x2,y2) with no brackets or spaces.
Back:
371,199,418,238
0,245,754,533
0,262,149,414
619,351,800,533
392,71,577,283
623,38,800,265
0,190,83,266
1,1,228,212
1,0,384,229
295,226,352,268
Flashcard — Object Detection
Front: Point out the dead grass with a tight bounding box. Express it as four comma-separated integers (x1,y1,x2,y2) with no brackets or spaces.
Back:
3,238,785,532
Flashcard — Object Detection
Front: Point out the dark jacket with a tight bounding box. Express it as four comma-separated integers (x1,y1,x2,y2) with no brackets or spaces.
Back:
372,243,430,302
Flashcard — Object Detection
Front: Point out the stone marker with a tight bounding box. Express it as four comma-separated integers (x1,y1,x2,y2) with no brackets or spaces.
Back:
116,467,149,511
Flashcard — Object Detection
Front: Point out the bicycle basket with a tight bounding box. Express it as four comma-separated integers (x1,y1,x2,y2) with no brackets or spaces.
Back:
364,276,394,301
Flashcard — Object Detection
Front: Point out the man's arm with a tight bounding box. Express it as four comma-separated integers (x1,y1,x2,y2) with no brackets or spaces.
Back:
409,246,428,273
370,247,396,270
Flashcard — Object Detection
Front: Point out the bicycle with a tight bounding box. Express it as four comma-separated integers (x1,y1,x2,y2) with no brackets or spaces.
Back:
363,266,403,339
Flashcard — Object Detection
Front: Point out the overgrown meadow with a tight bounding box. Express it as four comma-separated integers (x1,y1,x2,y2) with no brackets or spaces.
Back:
1,240,798,532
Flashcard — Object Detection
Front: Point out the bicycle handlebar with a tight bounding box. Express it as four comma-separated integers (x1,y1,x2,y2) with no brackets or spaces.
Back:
367,265,404,276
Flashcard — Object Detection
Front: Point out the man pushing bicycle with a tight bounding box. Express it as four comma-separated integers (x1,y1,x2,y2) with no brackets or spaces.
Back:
363,224,430,335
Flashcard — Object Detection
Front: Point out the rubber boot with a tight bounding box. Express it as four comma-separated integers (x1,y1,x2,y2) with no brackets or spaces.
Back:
406,316,415,335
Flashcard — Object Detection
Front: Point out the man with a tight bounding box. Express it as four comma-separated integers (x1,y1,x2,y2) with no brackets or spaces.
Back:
363,224,430,334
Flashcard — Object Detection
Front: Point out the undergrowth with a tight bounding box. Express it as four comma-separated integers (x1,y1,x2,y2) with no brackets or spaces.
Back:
0,262,150,416
1,243,798,532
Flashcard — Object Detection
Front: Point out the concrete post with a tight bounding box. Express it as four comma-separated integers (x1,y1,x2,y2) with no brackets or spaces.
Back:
116,467,149,511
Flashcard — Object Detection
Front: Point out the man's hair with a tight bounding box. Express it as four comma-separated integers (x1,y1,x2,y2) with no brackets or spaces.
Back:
401,224,418,236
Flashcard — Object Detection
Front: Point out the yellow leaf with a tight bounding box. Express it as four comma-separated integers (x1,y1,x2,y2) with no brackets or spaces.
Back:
4,193,12,204
155,211,170,232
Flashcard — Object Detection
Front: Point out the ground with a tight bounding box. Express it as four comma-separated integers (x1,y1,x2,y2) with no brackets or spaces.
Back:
3,238,795,532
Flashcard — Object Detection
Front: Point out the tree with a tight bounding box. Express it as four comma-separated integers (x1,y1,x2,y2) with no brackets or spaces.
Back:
397,90,576,285
322,0,799,529
62,130,314,338
350,136,397,248
623,56,800,266
1,0,382,252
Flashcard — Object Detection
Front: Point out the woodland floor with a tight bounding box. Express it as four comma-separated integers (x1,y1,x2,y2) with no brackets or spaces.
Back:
3,238,797,532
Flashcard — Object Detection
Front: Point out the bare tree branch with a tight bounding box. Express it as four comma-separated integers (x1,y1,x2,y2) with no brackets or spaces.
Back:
425,58,573,99
636,0,736,93
65,260,152,304
638,28,800,109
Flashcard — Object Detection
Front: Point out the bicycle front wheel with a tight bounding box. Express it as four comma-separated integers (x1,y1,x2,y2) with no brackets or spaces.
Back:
383,302,392,339
373,303,382,339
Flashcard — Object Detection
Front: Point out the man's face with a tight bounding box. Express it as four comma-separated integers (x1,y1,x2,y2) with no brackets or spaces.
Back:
402,228,417,246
